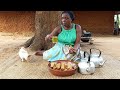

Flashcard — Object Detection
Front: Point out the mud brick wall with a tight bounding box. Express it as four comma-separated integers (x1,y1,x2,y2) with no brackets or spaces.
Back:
74,11,115,34
0,11,35,34
0,11,115,35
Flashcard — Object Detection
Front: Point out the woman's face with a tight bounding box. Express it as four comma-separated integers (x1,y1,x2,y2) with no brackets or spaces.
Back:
61,13,72,26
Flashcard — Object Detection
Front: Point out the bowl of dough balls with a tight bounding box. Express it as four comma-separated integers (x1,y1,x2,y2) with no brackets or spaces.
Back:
48,60,78,77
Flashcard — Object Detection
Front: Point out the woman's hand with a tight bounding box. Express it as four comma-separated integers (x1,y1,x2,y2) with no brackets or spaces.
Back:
69,47,77,54
45,34,52,41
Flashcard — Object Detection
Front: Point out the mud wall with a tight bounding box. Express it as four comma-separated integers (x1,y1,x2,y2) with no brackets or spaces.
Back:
0,11,35,35
74,11,115,34
0,11,115,35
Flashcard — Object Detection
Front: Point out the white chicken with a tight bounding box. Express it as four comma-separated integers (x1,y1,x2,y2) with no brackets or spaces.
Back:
18,47,30,62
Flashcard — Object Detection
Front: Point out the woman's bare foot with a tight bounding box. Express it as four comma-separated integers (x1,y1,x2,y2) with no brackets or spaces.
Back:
35,50,44,56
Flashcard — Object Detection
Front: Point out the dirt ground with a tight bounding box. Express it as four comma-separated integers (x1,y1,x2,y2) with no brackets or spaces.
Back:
0,32,120,79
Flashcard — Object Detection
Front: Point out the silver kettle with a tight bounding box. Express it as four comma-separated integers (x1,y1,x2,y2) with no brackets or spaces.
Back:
78,51,95,75
89,48,107,68
62,45,82,62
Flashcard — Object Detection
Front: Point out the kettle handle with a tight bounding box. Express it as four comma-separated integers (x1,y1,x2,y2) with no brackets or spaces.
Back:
62,45,81,60
62,47,81,60
62,46,69,58
83,51,91,63
90,48,101,57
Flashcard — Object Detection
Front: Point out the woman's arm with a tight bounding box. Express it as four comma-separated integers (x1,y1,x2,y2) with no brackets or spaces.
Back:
69,24,82,53
45,26,61,41
74,24,82,50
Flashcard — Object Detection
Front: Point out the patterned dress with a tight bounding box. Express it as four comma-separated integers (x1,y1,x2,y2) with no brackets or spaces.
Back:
43,23,77,62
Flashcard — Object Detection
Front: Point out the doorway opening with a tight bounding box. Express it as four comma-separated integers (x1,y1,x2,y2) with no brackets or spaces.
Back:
114,13,120,35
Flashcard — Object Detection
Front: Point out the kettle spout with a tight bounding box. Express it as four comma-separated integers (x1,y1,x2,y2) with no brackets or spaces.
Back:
99,60,107,67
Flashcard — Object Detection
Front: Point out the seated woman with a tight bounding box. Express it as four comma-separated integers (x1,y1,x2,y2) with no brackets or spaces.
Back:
36,11,82,62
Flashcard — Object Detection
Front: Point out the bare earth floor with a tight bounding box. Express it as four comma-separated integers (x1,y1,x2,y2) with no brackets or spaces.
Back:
0,32,120,79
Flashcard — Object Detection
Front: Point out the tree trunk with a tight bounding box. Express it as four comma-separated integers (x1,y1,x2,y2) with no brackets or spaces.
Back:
24,11,62,51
